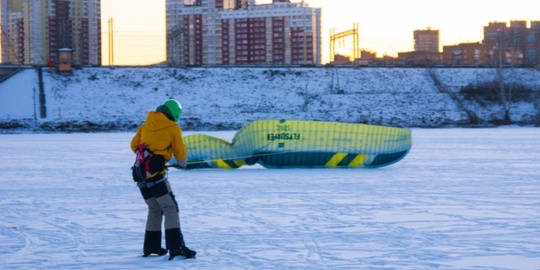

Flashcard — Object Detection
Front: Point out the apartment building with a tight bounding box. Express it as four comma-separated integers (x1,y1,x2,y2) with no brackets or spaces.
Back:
166,0,321,65
442,42,490,65
399,21,540,67
414,28,439,53
0,0,101,66
483,20,540,66
386,28,442,66
442,20,540,66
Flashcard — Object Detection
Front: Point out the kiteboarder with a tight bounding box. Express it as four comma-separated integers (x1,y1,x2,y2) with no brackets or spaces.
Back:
130,99,196,260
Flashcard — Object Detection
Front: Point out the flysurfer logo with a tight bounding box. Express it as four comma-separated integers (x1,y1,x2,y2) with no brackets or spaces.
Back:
267,133,301,141
267,124,301,141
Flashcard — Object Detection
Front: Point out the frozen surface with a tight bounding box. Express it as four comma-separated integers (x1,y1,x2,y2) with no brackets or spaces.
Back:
1,128,539,269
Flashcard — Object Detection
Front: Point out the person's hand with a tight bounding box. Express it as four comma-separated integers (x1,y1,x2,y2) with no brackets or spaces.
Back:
176,158,187,169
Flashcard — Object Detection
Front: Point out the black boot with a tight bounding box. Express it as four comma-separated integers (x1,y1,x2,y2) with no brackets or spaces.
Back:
165,228,196,260
143,231,167,257
169,246,196,260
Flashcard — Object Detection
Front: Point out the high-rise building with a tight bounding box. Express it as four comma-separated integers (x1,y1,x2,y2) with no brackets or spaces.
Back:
1,0,101,66
166,0,321,65
414,28,439,53
483,20,540,66
528,21,540,66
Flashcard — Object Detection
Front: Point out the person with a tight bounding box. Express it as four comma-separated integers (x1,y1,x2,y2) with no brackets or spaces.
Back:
130,99,196,260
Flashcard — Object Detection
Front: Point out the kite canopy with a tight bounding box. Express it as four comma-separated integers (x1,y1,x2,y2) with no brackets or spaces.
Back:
169,119,412,169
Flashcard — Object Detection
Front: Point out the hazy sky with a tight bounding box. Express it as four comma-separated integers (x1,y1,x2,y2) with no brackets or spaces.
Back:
101,0,540,65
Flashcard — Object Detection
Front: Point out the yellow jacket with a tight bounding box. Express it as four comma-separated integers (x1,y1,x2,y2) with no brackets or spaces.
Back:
131,111,187,165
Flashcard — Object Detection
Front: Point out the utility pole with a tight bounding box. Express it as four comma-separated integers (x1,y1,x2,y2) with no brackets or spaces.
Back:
329,23,359,64
496,30,510,123
108,18,114,66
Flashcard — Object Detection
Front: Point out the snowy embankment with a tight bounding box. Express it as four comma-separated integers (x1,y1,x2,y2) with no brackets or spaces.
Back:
0,67,539,132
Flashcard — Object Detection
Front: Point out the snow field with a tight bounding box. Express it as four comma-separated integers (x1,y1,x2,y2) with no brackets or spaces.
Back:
0,128,539,269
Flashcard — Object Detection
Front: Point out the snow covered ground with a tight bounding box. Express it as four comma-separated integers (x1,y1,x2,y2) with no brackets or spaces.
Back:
1,67,539,131
1,127,539,269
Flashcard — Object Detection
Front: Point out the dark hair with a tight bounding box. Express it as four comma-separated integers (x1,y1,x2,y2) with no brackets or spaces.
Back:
156,105,175,121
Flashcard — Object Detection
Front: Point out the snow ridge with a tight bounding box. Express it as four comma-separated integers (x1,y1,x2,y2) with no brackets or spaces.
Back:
1,67,539,132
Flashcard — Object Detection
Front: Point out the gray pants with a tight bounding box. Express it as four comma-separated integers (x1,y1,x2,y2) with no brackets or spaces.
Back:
139,178,181,231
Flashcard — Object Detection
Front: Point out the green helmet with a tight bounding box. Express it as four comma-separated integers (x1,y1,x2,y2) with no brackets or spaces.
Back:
161,99,182,121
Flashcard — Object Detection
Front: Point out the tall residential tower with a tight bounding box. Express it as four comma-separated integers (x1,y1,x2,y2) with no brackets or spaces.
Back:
1,0,101,66
414,28,439,53
166,0,321,65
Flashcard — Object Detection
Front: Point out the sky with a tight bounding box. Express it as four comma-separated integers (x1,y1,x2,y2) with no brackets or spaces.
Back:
100,0,540,65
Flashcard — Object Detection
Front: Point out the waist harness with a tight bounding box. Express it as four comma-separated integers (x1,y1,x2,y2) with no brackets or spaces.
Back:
132,144,166,182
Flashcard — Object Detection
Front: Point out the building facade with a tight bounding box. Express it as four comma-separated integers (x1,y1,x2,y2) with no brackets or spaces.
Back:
441,20,540,66
442,42,489,66
398,51,442,66
483,20,540,66
166,0,321,66
1,0,101,66
414,28,439,53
